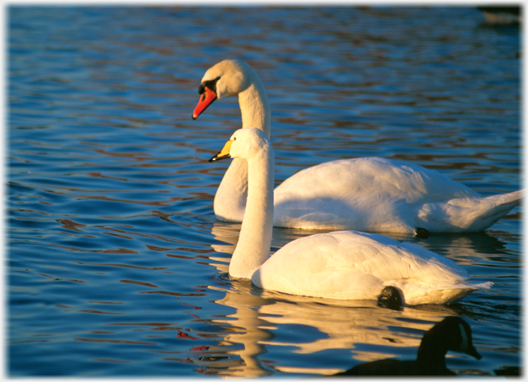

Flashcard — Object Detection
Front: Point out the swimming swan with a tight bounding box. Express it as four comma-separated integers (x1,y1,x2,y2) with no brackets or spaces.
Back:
209,128,491,305
194,59,522,235
334,317,481,376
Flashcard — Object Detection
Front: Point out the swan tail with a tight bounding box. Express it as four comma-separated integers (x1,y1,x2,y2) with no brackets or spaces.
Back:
394,281,492,306
416,190,522,232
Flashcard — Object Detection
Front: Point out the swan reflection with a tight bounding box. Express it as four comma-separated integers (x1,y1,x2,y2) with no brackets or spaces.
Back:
207,275,464,376
211,219,516,261
200,222,487,376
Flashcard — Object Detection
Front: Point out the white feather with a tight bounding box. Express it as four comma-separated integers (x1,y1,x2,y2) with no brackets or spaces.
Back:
214,128,491,306
197,59,521,233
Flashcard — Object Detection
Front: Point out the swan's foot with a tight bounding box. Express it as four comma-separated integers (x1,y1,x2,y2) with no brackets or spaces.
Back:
415,227,430,239
377,286,403,310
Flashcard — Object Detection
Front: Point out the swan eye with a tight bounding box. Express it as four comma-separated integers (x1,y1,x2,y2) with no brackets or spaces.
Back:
233,137,237,141
199,76,221,95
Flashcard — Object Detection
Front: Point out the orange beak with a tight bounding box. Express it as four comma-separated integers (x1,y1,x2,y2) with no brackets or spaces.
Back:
192,87,217,120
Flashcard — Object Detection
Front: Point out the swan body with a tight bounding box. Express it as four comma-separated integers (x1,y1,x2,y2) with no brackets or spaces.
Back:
273,157,522,233
253,230,483,305
209,128,491,305
194,59,522,234
335,317,482,376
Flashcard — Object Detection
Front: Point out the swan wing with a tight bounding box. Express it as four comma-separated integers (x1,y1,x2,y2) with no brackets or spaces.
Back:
273,157,478,232
252,231,486,304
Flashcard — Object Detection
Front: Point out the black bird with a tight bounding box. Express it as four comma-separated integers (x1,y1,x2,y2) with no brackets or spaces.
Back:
334,317,482,376
377,286,403,310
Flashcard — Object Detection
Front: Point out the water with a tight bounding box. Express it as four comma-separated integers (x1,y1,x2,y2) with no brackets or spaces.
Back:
8,6,521,377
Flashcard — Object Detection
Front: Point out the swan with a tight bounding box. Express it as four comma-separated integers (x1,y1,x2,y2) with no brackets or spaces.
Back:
209,128,491,305
193,59,522,236
333,317,481,376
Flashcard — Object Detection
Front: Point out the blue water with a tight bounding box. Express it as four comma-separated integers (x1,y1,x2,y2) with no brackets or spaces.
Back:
8,6,521,377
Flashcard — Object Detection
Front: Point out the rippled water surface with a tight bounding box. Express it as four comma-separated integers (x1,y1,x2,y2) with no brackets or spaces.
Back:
8,6,521,377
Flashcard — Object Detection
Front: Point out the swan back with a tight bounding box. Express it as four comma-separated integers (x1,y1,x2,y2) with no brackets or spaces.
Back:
252,230,486,305
273,157,480,232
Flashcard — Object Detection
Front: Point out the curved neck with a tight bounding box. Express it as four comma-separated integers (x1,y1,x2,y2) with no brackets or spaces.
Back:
238,79,271,138
214,67,270,221
214,158,248,221
229,147,274,279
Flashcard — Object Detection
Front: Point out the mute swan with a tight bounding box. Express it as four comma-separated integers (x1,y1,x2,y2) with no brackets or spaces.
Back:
194,59,522,236
193,60,522,236
209,128,491,305
334,317,481,376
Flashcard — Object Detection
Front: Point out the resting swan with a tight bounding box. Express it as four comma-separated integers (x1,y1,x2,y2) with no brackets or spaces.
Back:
209,128,491,305
193,59,522,235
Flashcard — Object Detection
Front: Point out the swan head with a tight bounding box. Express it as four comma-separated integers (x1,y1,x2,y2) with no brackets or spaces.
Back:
209,128,271,163
193,59,254,119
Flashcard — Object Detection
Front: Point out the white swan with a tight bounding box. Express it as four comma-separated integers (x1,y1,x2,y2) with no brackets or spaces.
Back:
194,59,522,235
209,128,491,305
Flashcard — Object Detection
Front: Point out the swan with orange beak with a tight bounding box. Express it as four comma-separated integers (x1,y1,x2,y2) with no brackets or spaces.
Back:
192,76,220,119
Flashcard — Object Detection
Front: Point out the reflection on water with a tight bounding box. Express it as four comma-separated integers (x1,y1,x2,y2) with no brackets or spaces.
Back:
196,273,478,376
207,222,517,375
8,6,520,377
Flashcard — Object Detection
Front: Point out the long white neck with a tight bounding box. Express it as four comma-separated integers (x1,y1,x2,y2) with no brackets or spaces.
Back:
238,78,271,138
229,147,274,279
214,72,271,221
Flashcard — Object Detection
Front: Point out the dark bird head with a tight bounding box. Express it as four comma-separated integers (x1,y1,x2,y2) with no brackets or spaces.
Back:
377,286,403,310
